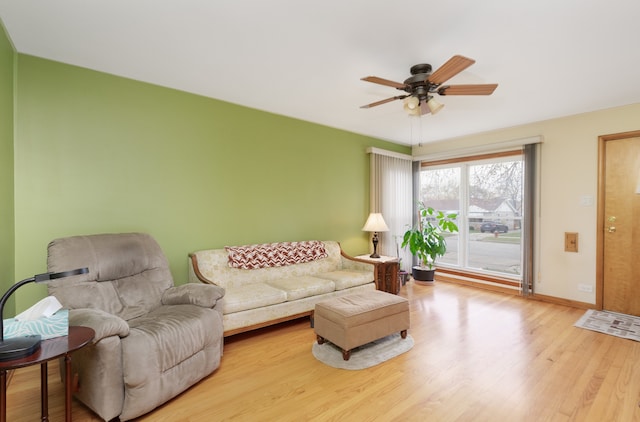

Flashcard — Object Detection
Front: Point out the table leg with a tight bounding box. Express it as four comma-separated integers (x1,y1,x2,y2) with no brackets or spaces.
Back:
41,362,49,421
0,369,6,422
65,354,72,422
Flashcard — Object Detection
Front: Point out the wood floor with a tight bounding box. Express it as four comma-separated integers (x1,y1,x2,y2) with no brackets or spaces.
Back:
7,281,640,421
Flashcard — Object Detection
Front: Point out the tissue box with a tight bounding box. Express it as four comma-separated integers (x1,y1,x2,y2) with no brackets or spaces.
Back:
3,309,69,340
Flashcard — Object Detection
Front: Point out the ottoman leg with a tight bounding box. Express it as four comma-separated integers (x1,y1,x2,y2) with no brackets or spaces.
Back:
342,349,351,361
401,330,407,339
317,335,325,345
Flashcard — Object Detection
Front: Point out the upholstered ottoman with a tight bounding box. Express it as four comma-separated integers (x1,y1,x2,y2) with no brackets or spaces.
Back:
314,290,410,360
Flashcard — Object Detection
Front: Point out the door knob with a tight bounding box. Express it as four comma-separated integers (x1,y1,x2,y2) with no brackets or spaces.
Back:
608,226,616,233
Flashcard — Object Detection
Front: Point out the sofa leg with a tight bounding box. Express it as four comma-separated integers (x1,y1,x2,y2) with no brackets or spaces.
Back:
317,335,325,344
309,312,314,328
401,329,407,339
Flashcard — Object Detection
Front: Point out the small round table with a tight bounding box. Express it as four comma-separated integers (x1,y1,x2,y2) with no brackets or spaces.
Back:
0,326,94,422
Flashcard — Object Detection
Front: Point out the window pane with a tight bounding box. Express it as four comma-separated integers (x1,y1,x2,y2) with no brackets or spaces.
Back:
419,154,524,279
468,160,523,275
420,167,460,266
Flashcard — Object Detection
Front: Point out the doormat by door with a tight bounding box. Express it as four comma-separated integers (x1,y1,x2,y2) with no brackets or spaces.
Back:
575,309,640,341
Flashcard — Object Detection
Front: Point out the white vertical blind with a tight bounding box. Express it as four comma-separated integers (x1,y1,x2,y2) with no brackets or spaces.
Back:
368,148,413,271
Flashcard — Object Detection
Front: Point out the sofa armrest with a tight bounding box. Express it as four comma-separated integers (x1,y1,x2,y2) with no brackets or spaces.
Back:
340,250,376,272
162,283,225,308
69,308,129,343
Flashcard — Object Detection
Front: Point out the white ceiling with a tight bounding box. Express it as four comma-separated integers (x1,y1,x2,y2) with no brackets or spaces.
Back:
1,1,639,146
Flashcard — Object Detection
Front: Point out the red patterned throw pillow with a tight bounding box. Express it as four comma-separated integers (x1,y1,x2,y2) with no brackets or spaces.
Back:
225,241,328,269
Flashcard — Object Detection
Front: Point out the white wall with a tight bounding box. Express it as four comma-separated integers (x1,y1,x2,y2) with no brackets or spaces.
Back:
413,103,640,304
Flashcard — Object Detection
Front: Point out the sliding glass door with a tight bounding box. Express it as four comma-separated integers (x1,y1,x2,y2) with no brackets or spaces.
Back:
419,151,524,280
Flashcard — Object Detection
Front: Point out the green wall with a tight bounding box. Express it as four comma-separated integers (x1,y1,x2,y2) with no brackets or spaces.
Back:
0,23,15,315
13,54,409,312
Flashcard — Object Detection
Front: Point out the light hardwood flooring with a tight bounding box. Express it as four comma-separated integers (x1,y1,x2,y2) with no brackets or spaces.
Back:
6,281,640,421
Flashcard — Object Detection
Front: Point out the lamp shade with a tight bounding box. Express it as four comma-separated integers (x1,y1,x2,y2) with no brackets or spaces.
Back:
362,213,389,232
405,96,419,109
403,96,421,116
427,97,444,114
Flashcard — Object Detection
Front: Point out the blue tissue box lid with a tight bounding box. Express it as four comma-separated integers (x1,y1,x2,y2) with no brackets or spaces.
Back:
3,309,69,340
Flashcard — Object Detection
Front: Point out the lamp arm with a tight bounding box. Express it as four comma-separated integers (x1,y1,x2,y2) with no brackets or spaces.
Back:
0,276,36,341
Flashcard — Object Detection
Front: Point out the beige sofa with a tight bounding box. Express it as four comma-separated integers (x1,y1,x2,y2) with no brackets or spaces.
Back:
188,240,375,336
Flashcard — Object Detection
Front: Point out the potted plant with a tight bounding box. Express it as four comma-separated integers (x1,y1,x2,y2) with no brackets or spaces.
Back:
401,202,459,284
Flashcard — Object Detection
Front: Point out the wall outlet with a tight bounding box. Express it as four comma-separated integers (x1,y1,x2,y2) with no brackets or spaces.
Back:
578,284,593,293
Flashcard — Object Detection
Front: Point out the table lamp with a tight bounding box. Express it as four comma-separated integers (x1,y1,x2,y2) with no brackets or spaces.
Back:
362,213,389,258
0,267,88,361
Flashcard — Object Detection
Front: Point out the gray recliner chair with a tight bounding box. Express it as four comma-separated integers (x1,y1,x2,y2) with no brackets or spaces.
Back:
46,233,225,421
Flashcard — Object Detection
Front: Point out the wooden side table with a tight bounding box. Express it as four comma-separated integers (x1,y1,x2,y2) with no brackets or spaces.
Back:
0,326,95,422
355,255,400,294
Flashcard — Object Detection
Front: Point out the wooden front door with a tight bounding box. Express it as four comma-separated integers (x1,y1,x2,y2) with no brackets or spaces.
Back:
599,132,640,315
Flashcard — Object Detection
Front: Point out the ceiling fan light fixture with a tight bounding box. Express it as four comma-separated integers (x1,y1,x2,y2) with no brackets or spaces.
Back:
427,97,444,114
403,96,420,115
404,96,419,109
404,104,421,116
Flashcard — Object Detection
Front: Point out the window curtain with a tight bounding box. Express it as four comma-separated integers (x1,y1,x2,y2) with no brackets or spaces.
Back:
521,142,539,296
368,149,413,271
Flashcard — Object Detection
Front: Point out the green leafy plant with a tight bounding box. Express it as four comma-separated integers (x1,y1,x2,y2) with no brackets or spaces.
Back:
401,203,459,270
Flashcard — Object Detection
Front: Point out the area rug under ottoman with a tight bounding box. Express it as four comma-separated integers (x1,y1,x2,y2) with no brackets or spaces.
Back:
312,332,414,370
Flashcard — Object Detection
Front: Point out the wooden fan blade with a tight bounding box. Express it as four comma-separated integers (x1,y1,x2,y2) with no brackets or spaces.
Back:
437,84,498,96
361,76,407,90
360,95,407,109
428,55,476,85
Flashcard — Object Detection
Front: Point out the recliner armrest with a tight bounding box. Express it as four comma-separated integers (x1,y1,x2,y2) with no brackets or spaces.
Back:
69,308,130,343
162,283,225,308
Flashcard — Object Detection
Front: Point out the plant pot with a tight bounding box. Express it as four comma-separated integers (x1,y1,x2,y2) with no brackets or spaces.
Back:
412,266,435,285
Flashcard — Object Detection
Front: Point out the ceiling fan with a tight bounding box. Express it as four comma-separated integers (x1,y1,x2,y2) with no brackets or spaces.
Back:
360,55,498,115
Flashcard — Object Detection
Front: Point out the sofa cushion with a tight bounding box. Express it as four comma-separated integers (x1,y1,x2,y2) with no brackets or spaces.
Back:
315,270,373,290
266,276,336,301
223,283,287,314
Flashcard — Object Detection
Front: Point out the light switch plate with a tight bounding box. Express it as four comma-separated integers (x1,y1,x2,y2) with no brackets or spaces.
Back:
580,195,594,206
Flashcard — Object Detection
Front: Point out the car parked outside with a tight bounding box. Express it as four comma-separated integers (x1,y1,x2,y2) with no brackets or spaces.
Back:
480,221,509,233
